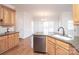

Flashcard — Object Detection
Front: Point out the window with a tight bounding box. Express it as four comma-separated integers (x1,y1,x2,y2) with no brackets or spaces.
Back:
43,21,54,34
68,20,74,30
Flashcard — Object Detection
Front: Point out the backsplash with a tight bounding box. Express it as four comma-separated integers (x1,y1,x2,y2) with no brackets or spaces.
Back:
0,26,15,34
0,26,6,34
74,25,79,36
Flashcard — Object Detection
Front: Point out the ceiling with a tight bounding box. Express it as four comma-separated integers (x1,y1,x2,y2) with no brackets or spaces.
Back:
12,4,72,17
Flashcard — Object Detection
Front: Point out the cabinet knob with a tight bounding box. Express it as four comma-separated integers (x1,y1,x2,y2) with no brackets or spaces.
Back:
0,19,3,22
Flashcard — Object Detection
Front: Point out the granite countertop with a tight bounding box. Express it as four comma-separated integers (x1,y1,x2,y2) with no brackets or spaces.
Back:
34,33,79,52
49,35,79,52
0,32,19,37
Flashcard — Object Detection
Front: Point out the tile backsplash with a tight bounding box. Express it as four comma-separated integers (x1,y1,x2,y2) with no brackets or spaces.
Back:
0,26,6,34
74,25,79,36
0,26,15,34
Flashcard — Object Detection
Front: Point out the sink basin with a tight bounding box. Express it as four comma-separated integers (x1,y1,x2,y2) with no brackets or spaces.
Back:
53,34,72,40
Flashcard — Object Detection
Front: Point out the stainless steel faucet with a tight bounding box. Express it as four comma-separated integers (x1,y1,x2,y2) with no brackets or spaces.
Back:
58,27,65,36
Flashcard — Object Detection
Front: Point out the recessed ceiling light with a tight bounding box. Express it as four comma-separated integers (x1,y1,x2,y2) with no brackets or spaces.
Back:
41,18,47,21
34,11,52,17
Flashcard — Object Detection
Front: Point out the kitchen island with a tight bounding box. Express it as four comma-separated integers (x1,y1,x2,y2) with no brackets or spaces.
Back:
33,33,79,55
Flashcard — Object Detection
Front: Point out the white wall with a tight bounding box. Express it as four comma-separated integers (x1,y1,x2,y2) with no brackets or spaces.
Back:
15,11,24,38
16,10,33,39
23,12,33,38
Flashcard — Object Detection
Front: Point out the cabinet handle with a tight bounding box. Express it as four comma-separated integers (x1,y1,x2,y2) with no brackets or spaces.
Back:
0,19,3,22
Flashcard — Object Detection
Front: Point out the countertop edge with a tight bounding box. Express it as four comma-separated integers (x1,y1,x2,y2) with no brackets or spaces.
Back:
0,32,19,37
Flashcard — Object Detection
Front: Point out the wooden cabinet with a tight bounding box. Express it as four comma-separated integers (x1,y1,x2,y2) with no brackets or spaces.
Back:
8,34,14,49
0,5,16,26
14,33,19,46
56,45,69,55
0,36,7,54
10,10,16,25
69,46,79,55
7,33,19,49
3,7,11,25
47,36,55,44
46,36,79,55
46,36,56,55
0,5,3,20
56,40,70,50
56,40,70,55
47,40,56,55
0,5,3,25
0,32,19,54
73,4,79,24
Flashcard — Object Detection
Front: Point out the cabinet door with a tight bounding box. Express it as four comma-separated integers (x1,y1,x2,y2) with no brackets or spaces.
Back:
56,45,69,55
47,40,56,55
14,33,19,46
73,4,79,23
69,46,79,55
0,5,3,20
10,10,15,25
56,40,70,50
0,36,7,54
47,36,55,44
3,7,11,25
0,5,4,25
8,34,14,49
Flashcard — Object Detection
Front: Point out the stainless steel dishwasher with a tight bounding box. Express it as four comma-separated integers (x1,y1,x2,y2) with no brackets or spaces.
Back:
33,35,46,53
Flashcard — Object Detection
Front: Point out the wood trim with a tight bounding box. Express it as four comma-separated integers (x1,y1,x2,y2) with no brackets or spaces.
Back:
0,4,16,11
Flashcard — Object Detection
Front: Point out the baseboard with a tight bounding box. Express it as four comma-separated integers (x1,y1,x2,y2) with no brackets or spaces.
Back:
23,35,33,39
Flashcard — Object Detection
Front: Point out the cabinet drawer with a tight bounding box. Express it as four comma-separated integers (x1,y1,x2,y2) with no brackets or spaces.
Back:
56,40,69,50
56,45,69,55
47,36,55,44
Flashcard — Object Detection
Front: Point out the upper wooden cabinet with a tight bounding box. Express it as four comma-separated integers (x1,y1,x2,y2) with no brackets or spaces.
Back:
3,7,11,25
0,5,3,20
0,5,16,26
73,4,79,24
10,10,16,25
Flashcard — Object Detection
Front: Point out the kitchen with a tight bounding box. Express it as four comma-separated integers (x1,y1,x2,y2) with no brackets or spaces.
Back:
0,4,79,55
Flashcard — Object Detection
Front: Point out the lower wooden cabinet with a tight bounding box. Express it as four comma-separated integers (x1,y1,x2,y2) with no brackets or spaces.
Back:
69,46,79,55
14,33,19,46
8,34,14,49
0,36,7,54
46,36,79,55
56,45,69,55
47,40,56,55
56,40,70,50
0,32,19,54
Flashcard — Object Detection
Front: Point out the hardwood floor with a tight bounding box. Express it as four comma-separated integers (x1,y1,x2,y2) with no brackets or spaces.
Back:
1,37,47,55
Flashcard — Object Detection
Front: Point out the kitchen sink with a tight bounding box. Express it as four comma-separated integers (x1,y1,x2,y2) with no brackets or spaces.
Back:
53,34,72,40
